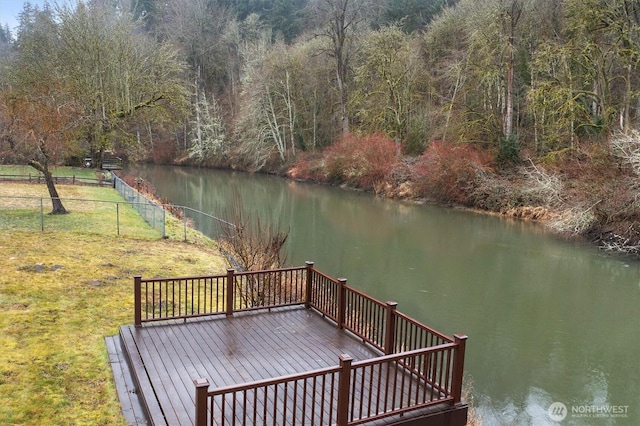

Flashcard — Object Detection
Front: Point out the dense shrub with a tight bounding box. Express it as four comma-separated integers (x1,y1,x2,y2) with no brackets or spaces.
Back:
411,141,491,205
322,133,400,190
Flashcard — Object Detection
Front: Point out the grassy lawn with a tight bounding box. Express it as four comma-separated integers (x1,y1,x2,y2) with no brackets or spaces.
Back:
0,183,163,238
0,182,228,425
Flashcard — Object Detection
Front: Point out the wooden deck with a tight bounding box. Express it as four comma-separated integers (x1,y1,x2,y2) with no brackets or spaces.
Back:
108,265,468,425
115,307,384,424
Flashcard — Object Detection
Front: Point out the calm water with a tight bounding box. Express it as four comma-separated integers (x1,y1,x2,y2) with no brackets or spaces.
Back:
128,165,640,425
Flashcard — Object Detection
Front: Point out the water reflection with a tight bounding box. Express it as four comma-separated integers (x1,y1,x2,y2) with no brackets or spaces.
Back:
128,165,640,425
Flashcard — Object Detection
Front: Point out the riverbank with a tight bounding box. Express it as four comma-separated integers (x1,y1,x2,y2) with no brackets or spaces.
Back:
278,140,640,259
158,125,640,258
169,151,640,259
0,183,228,424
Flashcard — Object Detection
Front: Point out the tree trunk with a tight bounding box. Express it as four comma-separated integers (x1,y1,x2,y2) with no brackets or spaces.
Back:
505,48,514,137
44,171,67,215
28,159,67,215
503,1,521,138
337,68,350,135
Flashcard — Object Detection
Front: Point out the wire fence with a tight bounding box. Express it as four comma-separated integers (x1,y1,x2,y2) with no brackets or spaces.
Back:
0,196,162,239
1,173,233,242
113,173,234,241
170,205,235,241
113,174,166,236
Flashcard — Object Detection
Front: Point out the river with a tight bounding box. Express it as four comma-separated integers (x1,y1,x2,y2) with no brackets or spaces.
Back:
127,164,639,425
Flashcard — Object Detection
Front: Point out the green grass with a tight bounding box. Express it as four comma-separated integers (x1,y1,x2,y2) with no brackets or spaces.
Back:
0,183,161,238
0,182,228,425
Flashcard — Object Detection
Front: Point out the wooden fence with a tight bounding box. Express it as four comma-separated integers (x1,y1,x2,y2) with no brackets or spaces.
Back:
0,173,113,186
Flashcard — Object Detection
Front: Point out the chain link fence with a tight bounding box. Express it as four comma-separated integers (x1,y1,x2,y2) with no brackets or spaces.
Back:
0,195,162,239
1,174,233,241
113,173,234,241
113,174,166,236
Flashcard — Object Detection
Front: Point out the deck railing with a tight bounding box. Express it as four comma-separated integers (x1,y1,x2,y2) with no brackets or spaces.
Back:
134,266,308,324
133,262,467,425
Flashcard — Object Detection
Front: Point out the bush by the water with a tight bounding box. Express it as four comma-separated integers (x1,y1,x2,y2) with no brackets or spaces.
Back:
323,133,400,190
411,141,491,205
289,133,400,191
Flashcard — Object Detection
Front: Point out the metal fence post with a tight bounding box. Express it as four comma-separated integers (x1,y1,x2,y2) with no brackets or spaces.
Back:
183,207,187,241
384,301,398,354
451,334,468,403
194,378,210,426
39,198,44,232
337,354,353,426
161,208,166,238
337,278,347,329
116,203,120,236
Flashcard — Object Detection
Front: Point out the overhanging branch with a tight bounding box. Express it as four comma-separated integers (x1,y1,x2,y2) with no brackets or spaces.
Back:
111,94,165,119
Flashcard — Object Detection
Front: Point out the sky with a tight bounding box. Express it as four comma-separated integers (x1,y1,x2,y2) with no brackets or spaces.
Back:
0,0,49,35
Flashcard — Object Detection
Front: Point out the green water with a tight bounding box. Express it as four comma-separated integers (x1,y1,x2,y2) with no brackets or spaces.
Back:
128,165,640,425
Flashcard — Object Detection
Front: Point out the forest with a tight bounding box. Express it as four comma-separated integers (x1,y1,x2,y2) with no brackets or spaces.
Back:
1,0,639,253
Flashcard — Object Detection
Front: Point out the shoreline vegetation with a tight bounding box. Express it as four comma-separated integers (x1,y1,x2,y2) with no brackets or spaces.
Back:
283,136,640,259
170,134,640,260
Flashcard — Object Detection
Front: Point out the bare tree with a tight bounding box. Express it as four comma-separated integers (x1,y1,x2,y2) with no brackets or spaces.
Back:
217,191,290,307
502,0,523,138
1,4,70,214
218,191,289,272
312,0,367,135
158,0,234,91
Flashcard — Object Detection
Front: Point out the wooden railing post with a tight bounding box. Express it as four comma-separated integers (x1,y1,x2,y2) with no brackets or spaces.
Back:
384,301,398,354
194,378,210,426
134,275,142,327
226,269,235,316
305,261,314,308
337,278,347,329
451,334,468,403
337,354,353,426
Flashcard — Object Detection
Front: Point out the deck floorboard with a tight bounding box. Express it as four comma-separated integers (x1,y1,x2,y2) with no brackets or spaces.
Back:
105,336,149,425
115,306,447,425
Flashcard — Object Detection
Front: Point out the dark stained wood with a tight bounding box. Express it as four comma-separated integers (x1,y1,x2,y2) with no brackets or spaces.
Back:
105,335,149,425
118,306,450,425
120,308,380,425
114,265,468,426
